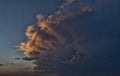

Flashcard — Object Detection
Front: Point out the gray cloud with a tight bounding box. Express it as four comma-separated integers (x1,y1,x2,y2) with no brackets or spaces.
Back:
18,0,120,75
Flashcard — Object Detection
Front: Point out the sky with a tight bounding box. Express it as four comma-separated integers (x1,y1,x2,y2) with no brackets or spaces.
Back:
0,0,120,76
0,0,60,58
0,0,62,74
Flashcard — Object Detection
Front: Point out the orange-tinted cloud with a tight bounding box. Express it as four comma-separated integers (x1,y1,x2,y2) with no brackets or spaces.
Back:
18,0,92,72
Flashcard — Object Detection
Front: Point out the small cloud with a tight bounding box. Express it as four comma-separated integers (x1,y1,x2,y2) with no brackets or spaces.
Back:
0,64,5,66
25,67,30,69
22,57,35,61
10,63,14,65
14,57,21,60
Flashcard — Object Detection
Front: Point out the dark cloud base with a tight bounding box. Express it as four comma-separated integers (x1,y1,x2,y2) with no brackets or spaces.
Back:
0,72,120,76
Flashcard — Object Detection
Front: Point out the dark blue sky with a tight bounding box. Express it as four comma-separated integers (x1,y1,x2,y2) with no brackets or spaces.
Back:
0,0,61,60
0,0,64,74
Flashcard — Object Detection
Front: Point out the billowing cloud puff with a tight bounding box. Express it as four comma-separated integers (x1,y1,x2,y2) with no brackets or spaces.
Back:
18,0,92,60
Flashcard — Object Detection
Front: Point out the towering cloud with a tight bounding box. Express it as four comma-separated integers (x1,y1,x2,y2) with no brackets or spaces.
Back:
18,0,92,73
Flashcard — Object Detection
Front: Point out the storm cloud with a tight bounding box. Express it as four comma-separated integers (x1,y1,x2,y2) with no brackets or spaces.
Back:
18,0,92,64
18,0,120,76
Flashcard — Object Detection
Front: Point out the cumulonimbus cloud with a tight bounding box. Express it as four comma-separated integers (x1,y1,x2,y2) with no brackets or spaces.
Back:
18,0,92,72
